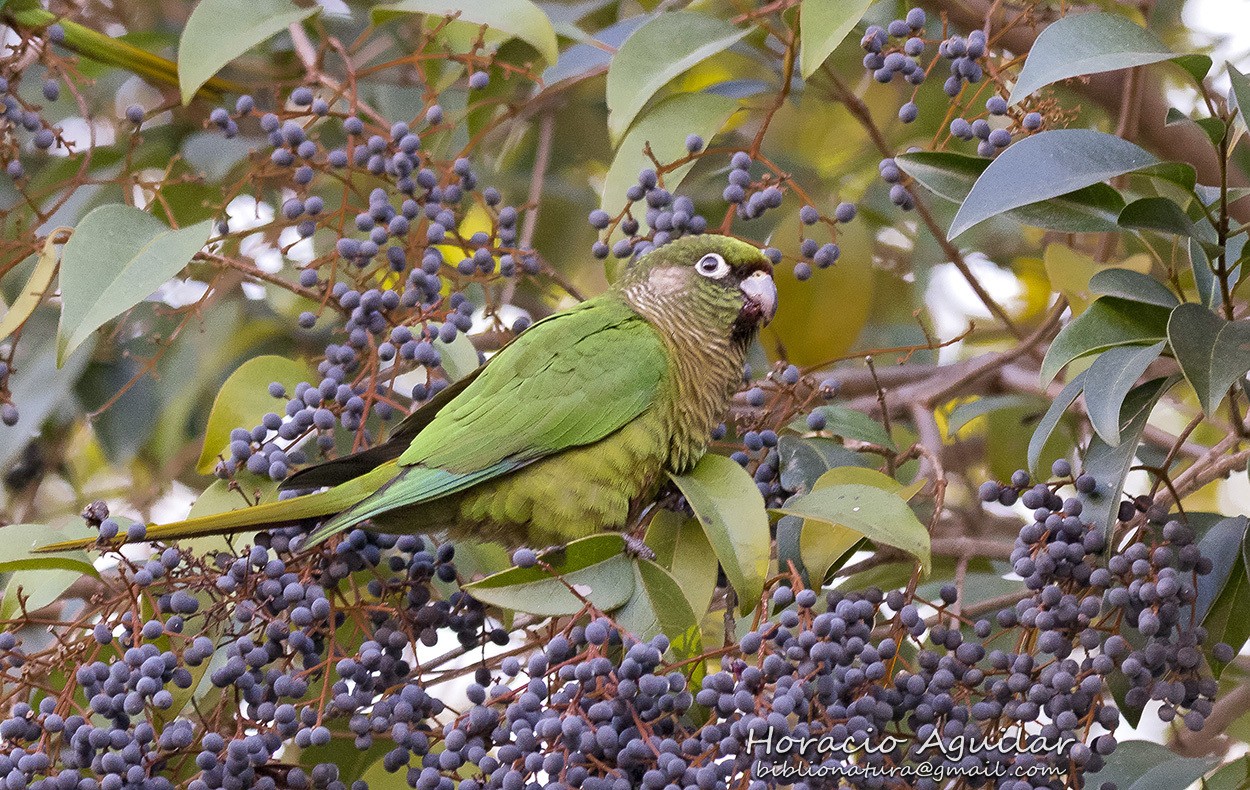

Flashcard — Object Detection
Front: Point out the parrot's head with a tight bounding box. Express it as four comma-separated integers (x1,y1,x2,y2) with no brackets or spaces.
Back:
619,235,777,344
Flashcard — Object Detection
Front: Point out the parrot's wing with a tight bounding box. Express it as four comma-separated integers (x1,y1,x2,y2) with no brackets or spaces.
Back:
303,300,668,546
278,367,483,491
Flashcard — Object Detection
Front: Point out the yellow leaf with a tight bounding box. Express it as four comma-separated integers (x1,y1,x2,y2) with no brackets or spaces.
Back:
1042,244,1151,315
0,229,65,344
763,212,874,365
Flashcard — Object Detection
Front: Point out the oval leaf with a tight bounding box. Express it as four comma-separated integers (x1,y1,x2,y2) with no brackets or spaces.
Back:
613,558,701,656
1041,296,1171,384
1082,341,1165,446
1194,516,1250,630
1,568,90,620
606,12,748,142
1009,12,1187,105
1027,371,1086,475
798,0,873,79
776,483,930,575
668,453,770,616
644,510,718,618
463,534,634,617
1088,268,1179,308
949,130,1159,239
797,467,905,585
59,205,212,365
601,92,738,215
806,405,894,449
947,394,1047,438
1078,376,1174,539
195,355,313,474
1230,62,1250,138
1093,740,1218,790
897,151,1125,234
0,524,98,578
179,0,320,104
373,0,558,65
1167,303,1250,416
775,435,867,495
1117,196,1203,240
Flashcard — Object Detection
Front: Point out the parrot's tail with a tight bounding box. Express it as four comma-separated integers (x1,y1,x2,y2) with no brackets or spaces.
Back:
36,463,399,553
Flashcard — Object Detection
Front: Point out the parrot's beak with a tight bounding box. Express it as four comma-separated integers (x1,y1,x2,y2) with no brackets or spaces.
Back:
740,269,778,325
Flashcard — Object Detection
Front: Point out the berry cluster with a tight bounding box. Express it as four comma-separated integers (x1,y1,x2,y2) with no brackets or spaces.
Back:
861,9,929,97
0,500,503,790
194,89,534,482
0,453,1232,790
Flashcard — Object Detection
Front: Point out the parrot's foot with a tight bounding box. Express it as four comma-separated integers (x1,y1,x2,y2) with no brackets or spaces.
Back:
623,535,655,561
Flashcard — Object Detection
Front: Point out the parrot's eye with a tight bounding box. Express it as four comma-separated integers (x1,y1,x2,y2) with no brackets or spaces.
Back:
696,253,730,278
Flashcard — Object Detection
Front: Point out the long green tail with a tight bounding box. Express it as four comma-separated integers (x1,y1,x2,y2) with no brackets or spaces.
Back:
36,463,397,553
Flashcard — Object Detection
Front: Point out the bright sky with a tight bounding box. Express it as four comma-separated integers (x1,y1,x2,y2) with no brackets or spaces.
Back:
1184,0,1250,87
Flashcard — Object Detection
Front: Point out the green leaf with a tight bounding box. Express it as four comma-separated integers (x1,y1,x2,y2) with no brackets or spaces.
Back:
1168,303,1250,416
543,16,649,85
896,151,1125,234
668,453,770,616
1118,196,1203,239
463,535,634,616
798,0,873,79
1,568,89,620
1009,12,1192,104
775,435,868,495
1041,296,1171,384
178,0,319,104
807,405,894,449
796,468,907,585
1203,757,1250,790
195,355,313,474
776,483,930,575
1093,740,1218,790
6,6,239,98
601,92,737,217
0,310,95,473
374,0,557,64
1078,377,1174,540
1083,341,1166,446
1166,106,1226,146
0,234,60,344
1194,516,1250,624
644,510,718,617
1088,268,1179,308
58,205,212,365
1198,518,1250,676
947,395,1047,438
0,524,97,577
949,130,1161,239
1229,63,1250,139
1190,238,1218,308
433,331,480,382
613,559,702,655
605,12,748,142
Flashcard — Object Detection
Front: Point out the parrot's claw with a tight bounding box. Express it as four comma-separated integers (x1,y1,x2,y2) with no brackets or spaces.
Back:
623,535,655,561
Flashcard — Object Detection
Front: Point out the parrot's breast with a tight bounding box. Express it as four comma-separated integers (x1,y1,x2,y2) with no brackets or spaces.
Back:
446,409,672,546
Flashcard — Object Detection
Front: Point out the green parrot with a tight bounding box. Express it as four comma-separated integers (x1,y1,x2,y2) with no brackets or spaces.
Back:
39,235,776,553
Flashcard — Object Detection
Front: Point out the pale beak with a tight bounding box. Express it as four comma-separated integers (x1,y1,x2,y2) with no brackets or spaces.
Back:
740,269,778,325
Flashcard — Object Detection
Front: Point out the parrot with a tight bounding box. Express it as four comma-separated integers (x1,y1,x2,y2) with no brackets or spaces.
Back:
37,235,777,554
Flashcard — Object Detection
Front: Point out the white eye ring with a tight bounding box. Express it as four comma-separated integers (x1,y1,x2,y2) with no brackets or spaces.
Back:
696,253,730,278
